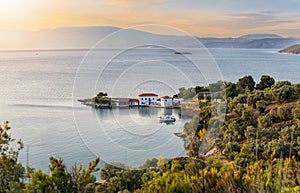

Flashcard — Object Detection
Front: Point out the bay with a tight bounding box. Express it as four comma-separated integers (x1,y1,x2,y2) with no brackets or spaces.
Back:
0,48,299,173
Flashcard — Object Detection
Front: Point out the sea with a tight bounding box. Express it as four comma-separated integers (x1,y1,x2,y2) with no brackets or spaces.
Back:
0,48,299,175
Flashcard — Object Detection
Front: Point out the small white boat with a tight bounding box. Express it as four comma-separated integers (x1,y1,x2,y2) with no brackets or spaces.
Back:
159,115,176,123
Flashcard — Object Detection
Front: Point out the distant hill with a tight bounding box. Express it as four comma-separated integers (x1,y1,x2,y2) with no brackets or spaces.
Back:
198,35,300,49
0,26,299,50
239,34,282,40
279,44,300,54
0,26,169,50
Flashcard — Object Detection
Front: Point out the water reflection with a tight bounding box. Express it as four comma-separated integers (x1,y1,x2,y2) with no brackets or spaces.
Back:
93,107,189,124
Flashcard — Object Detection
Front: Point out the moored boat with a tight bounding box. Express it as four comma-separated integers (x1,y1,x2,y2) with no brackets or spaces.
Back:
159,115,176,123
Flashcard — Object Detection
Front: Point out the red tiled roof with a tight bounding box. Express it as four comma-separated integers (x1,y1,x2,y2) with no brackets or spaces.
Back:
161,96,171,99
117,98,130,102
138,93,158,97
129,98,139,102
157,98,161,101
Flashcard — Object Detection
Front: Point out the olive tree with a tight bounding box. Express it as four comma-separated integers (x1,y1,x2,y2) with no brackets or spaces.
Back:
0,121,25,192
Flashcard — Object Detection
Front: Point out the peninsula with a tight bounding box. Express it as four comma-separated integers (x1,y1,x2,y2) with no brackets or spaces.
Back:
279,44,300,54
78,92,182,109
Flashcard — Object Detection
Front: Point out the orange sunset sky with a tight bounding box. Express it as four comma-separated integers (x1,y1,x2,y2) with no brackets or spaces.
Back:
0,0,300,37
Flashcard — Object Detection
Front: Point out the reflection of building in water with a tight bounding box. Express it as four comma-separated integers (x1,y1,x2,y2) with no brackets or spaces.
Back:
160,108,172,116
138,107,159,117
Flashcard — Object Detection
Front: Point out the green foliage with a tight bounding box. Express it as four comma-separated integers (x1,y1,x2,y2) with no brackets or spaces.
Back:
177,87,196,100
225,82,238,99
100,163,147,192
256,75,275,90
292,106,300,120
277,105,292,121
3,74,300,192
97,92,108,98
131,156,300,193
256,100,267,113
236,75,255,93
94,92,111,106
273,81,292,89
0,121,25,192
98,76,300,192
25,157,99,193
24,169,54,192
258,114,272,129
139,158,158,170
272,84,294,103
293,83,300,98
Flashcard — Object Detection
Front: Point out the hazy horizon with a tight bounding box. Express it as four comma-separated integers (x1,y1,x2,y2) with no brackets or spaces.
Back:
0,25,298,39
1,25,299,51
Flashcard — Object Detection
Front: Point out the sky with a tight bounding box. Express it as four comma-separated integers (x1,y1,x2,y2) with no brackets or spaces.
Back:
0,0,300,37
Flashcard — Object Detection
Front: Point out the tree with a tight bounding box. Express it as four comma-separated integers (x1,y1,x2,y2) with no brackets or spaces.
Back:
293,83,300,97
247,91,265,108
225,82,238,99
272,81,291,89
236,75,255,93
24,169,54,192
277,106,292,121
0,121,25,192
97,92,107,98
272,85,294,103
100,163,146,192
25,157,99,193
178,87,196,100
256,75,275,90
292,107,300,120
49,157,73,192
256,100,267,113
139,158,158,169
70,157,99,192
258,114,272,129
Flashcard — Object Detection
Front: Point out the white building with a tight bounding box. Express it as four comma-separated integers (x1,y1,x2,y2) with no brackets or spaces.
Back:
112,98,139,107
156,98,161,105
138,93,158,105
160,96,173,107
129,98,139,106
173,97,183,105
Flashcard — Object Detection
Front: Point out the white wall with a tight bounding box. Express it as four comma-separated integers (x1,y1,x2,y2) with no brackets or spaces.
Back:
139,96,158,105
161,98,173,107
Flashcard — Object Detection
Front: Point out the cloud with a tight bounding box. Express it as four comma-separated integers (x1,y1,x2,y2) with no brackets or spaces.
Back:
212,11,300,36
229,11,296,28
102,0,165,8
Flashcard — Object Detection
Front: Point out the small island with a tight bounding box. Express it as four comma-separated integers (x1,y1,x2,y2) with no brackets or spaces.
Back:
279,44,300,54
78,92,112,108
174,51,192,55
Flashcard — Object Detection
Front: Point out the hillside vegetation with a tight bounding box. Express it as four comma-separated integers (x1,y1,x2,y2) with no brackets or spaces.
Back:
1,75,300,192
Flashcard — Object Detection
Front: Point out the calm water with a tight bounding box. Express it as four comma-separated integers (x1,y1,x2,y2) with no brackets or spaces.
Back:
0,48,299,173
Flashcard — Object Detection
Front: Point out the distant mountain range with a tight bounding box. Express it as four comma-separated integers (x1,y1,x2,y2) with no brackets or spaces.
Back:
0,26,299,50
199,34,300,49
